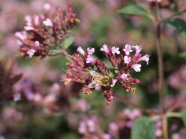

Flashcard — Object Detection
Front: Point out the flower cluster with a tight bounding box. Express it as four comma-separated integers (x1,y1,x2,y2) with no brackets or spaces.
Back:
108,109,142,138
78,109,142,139
64,44,149,104
168,65,186,90
15,2,79,58
78,116,111,139
0,59,22,104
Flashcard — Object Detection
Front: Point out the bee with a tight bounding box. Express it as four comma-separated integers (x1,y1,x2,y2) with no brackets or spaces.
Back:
88,70,113,88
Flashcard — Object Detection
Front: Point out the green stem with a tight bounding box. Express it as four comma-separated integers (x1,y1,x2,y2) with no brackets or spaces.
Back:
166,112,181,118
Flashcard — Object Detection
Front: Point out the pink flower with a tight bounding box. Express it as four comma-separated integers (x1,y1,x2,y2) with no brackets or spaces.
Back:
133,45,142,55
34,15,40,25
123,109,132,116
17,40,23,46
78,121,86,134
24,26,34,31
103,134,111,139
77,46,85,55
109,122,119,131
27,49,36,58
132,64,141,72
43,18,53,27
86,55,96,64
156,129,162,137
123,44,133,55
13,93,21,102
111,79,117,87
35,41,40,47
25,15,32,26
15,32,27,40
77,99,90,112
100,44,109,54
43,3,51,10
124,56,131,64
148,0,162,3
87,48,95,55
138,54,150,65
111,46,120,55
120,73,127,80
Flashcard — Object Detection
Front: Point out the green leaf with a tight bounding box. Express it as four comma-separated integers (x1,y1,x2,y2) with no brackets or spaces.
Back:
64,36,74,49
117,4,150,18
179,52,186,58
181,109,186,126
132,117,156,139
48,49,61,56
163,18,186,40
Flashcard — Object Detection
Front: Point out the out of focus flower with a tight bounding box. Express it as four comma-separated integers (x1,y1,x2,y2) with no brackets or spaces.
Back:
0,59,22,104
2,107,22,121
76,99,90,112
0,136,5,139
15,2,79,58
168,65,186,90
155,120,162,137
78,116,112,139
13,93,21,102
78,117,97,134
148,0,162,3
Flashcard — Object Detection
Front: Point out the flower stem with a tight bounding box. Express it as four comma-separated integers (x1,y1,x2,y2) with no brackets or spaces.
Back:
60,49,73,62
162,114,168,139
166,112,181,118
115,94,160,115
155,2,168,139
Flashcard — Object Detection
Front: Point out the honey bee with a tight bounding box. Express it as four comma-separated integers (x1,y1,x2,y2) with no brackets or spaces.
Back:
88,70,113,88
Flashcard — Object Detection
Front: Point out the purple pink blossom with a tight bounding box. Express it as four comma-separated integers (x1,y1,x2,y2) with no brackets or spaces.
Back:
15,2,79,58
64,44,149,103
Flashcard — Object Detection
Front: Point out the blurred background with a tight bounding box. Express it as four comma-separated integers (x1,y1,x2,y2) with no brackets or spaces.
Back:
0,0,185,138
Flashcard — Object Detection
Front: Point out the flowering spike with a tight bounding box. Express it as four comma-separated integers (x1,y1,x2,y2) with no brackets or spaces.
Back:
63,44,149,103
15,2,79,58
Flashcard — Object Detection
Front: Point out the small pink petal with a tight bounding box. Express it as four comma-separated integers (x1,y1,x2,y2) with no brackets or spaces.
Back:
100,44,109,54
124,56,131,64
77,46,85,55
132,64,141,72
123,44,133,55
43,18,53,27
111,46,120,55
43,3,51,10
111,79,117,87
87,48,95,55
120,73,127,80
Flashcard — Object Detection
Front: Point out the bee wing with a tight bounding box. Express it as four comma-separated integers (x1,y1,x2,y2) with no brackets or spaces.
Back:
89,70,102,77
88,82,96,88
88,82,101,89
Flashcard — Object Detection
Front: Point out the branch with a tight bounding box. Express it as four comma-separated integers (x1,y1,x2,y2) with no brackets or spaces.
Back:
60,49,73,62
167,94,186,112
135,0,157,22
162,9,186,21
155,2,168,139
115,94,160,115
